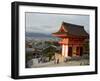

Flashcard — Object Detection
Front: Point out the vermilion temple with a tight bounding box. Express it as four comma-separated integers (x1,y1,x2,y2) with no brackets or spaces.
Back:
52,22,89,58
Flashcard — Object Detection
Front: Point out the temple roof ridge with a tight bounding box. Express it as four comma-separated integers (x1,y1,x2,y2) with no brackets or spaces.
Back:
52,21,89,38
62,21,84,28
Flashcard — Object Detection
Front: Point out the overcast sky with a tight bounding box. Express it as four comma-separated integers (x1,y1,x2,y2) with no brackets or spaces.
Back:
25,12,89,34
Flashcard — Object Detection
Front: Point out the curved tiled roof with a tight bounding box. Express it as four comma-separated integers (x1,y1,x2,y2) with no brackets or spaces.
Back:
52,22,89,38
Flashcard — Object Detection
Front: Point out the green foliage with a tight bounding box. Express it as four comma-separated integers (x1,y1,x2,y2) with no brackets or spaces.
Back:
36,42,42,46
25,52,33,62
25,51,33,68
44,41,52,46
42,46,56,60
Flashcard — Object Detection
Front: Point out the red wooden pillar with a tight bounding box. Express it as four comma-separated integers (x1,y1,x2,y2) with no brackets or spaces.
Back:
59,38,69,57
61,44,68,57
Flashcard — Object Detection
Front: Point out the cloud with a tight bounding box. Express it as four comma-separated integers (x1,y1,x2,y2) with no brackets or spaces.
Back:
26,12,89,34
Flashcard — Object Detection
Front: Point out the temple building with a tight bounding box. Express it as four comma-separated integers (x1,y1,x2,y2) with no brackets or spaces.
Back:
52,22,89,59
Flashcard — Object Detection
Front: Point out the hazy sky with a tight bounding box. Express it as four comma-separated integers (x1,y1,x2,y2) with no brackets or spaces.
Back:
25,12,89,34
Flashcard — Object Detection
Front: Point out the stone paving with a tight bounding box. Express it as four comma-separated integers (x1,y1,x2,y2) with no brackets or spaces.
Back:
31,58,89,68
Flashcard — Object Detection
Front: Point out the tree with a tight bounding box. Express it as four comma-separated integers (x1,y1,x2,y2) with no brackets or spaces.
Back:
42,46,56,61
